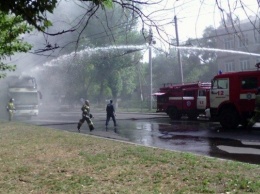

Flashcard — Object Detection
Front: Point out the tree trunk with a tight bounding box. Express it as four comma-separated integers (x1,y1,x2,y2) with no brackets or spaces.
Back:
97,79,105,105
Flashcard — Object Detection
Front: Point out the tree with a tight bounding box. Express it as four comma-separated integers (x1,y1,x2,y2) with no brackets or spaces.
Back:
0,0,113,31
37,52,97,106
0,12,32,78
82,47,143,104
152,49,179,88
61,4,145,104
151,25,219,90
181,26,218,82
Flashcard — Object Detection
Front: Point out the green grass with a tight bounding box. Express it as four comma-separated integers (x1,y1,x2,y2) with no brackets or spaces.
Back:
0,121,259,193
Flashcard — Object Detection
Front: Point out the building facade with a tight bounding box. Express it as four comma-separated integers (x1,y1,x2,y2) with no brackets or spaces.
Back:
216,16,260,72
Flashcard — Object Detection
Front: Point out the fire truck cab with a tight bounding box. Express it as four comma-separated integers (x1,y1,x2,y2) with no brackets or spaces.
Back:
154,82,211,120
208,68,260,129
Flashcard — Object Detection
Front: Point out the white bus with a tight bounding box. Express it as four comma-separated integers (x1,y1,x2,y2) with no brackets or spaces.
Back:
7,76,42,119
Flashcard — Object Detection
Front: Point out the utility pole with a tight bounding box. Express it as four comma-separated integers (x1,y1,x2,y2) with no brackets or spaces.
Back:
149,26,153,110
174,16,184,84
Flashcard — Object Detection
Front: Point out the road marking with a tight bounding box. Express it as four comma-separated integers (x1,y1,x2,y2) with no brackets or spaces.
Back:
217,145,260,155
241,141,260,146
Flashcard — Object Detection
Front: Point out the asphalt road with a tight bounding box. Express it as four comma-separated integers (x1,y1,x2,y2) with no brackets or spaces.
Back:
23,110,260,165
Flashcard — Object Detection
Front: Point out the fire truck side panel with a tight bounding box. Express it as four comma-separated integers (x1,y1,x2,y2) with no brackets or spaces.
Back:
210,78,230,108
182,89,199,120
182,96,195,111
197,89,209,110
237,76,258,113
182,89,196,111
209,70,260,129
166,88,182,109
155,82,211,120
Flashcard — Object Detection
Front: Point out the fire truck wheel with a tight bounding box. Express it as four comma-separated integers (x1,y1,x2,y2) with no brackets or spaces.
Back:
240,119,248,129
219,108,239,130
187,111,198,120
169,107,181,120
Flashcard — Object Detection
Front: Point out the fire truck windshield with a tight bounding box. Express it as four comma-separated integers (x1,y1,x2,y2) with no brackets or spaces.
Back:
10,92,38,105
212,79,229,89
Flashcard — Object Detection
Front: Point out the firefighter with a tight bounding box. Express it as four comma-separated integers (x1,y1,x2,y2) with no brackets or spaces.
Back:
77,100,94,132
247,87,260,128
6,98,15,121
105,99,117,127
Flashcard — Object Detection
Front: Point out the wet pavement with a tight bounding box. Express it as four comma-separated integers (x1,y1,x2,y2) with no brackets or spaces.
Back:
24,111,260,165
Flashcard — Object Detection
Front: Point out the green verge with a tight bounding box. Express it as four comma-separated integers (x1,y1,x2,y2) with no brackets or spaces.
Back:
0,122,259,193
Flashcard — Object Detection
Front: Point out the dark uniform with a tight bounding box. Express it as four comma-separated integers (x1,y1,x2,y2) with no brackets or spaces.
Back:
6,98,15,121
105,100,116,127
77,100,94,132
247,88,260,128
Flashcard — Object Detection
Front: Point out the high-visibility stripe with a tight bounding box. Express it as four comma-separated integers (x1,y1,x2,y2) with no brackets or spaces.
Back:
183,97,194,100
153,92,165,96
169,96,194,100
169,97,182,100
239,93,256,100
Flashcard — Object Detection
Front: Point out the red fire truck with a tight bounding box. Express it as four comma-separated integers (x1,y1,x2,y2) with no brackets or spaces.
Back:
154,82,211,120
207,65,260,129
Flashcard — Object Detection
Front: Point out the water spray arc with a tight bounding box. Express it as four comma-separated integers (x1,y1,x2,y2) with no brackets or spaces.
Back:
173,46,260,57
43,45,148,67
42,44,260,68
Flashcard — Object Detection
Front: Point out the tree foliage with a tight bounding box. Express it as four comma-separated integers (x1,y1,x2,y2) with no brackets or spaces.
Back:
0,0,56,30
0,0,112,31
0,12,32,78
152,25,219,89
152,50,178,87
49,4,144,104
181,26,218,82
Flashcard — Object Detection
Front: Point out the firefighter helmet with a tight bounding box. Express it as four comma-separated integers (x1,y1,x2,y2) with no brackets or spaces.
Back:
85,100,89,105
10,98,14,102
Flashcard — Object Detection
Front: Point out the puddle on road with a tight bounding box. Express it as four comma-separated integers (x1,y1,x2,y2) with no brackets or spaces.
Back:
35,116,260,165
115,119,260,165
159,121,202,132
88,118,260,165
